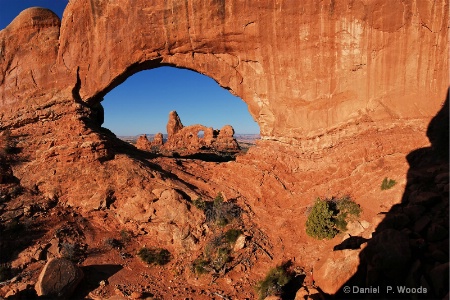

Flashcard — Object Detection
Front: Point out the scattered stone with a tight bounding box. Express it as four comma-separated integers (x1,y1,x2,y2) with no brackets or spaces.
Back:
35,258,84,298
130,291,144,299
233,234,247,251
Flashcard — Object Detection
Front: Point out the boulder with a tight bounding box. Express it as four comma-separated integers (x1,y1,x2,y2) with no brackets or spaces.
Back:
233,234,247,252
314,249,360,294
35,258,84,298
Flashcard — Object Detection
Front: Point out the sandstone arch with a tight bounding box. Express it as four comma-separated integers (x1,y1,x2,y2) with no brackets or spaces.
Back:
1,1,448,142
0,0,447,213
0,2,449,290
57,0,448,141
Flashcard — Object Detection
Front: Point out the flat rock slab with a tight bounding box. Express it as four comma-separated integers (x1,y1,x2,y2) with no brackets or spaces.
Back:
35,258,84,298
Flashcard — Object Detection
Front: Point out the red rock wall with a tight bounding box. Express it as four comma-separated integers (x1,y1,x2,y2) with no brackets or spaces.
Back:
0,1,448,143
56,0,448,140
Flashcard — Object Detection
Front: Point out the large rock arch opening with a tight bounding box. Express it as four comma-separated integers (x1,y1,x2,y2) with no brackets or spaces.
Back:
100,66,259,137
100,66,258,158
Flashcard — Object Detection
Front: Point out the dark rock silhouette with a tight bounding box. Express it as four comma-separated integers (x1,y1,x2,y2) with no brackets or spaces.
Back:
335,91,449,299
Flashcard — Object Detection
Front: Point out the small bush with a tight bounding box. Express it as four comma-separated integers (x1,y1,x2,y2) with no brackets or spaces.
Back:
332,197,362,232
211,247,230,271
193,193,241,227
192,197,206,210
193,228,242,275
224,229,242,244
104,237,122,249
192,257,210,275
256,264,292,300
138,247,171,266
306,199,338,239
306,197,361,239
61,242,78,261
120,229,131,244
381,177,397,190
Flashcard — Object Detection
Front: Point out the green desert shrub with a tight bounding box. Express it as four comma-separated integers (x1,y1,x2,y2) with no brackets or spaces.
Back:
211,247,230,271
138,247,171,266
224,228,243,244
306,199,338,239
192,257,210,275
306,197,361,239
381,177,397,190
60,242,87,263
193,228,242,275
192,197,207,210
331,196,362,232
256,264,292,300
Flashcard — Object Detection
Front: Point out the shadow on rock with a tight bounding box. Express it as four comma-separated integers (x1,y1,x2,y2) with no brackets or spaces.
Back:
333,235,369,251
72,264,123,299
334,91,449,299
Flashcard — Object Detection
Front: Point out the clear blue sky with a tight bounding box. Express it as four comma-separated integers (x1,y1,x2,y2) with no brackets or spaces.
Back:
0,1,260,136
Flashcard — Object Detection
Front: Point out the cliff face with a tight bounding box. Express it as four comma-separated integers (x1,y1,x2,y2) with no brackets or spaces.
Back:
1,1,448,141
0,2,448,297
0,0,447,246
